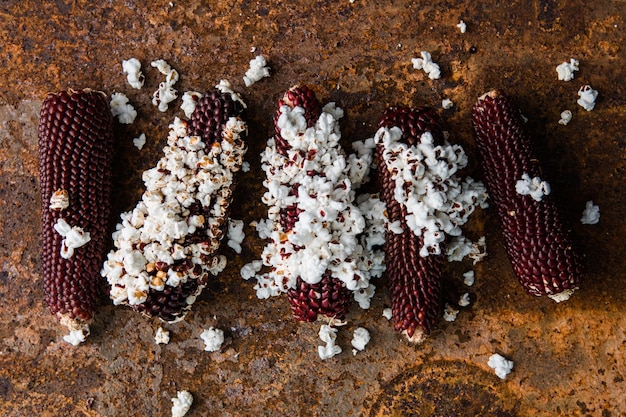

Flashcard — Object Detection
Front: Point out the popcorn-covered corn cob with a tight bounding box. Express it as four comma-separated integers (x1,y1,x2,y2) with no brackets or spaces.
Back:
471,90,583,301
38,89,114,342
277,86,351,321
102,81,247,322
249,85,375,322
375,107,487,342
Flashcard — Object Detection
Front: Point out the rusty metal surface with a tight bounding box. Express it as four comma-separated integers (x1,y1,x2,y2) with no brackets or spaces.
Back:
1,1,625,416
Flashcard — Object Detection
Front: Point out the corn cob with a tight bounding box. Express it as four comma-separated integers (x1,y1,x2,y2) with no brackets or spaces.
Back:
375,107,487,342
375,107,446,342
471,90,583,301
252,85,374,322
38,89,114,343
102,81,247,322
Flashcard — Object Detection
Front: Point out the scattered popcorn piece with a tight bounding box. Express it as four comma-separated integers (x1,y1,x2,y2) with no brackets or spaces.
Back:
241,161,250,172
151,59,179,112
243,55,271,87
556,58,579,81
200,327,224,352
110,92,137,124
351,327,371,354
181,91,203,118
133,133,146,150
487,353,514,379
558,110,572,125
49,189,70,211
442,98,454,109
227,219,245,254
412,51,441,80
457,20,467,33
468,236,487,264
581,200,600,225
515,173,551,202
122,58,145,89
240,260,263,280
54,218,91,259
155,327,170,344
463,270,475,286
318,324,342,360
382,308,393,320
577,85,598,111
171,390,193,417
250,46,257,53
443,303,459,322
446,236,473,262
458,292,471,307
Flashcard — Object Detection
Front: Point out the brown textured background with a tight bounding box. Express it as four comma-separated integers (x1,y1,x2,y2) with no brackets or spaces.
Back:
1,1,625,416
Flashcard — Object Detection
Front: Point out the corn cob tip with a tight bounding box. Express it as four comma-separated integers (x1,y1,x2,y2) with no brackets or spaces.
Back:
59,314,90,346
403,329,428,344
477,89,501,102
547,288,578,303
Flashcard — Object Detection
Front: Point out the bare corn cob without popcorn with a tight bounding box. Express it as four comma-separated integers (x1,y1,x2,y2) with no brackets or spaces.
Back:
471,90,584,301
38,89,114,344
245,85,376,322
102,81,247,322
375,107,487,343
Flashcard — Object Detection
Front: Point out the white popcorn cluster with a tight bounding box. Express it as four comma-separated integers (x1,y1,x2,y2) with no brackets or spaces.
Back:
375,127,488,257
200,327,224,352
110,92,137,124
581,200,600,224
122,58,145,89
318,324,342,360
515,173,551,202
487,353,514,379
49,189,69,210
151,59,179,112
243,55,271,87
102,90,247,320
54,218,91,259
412,51,441,80
556,58,579,81
242,102,380,307
171,390,193,417
577,85,598,111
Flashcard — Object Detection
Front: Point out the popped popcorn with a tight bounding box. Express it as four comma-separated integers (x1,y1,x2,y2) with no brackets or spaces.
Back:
412,51,441,80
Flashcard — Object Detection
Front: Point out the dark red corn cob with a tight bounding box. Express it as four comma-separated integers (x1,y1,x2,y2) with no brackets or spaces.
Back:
377,106,446,343
276,85,352,322
471,90,584,301
38,89,114,335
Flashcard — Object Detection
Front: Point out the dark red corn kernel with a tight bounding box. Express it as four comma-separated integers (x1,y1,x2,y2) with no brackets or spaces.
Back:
135,87,246,322
471,90,584,299
275,85,352,322
38,89,113,326
377,106,446,342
